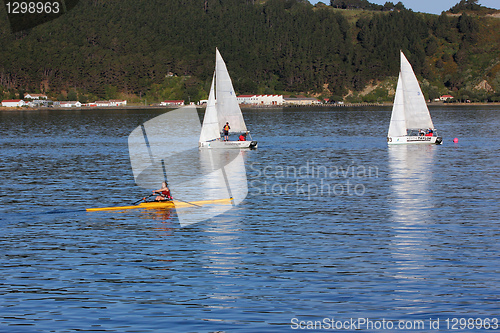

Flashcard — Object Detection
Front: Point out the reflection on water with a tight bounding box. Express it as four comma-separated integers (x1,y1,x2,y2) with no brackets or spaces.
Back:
389,145,437,223
388,145,438,304
1,107,500,331
202,216,243,278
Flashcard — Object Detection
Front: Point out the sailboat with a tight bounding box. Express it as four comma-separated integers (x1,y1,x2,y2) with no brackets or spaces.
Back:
388,51,443,145
199,48,258,149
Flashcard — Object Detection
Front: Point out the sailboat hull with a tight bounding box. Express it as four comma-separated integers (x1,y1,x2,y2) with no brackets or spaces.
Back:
199,140,258,149
388,136,443,145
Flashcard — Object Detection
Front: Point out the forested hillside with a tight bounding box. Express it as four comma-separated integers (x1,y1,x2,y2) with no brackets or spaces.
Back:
0,0,499,103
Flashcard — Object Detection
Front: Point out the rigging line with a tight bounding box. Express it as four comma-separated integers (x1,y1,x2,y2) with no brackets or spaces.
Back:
162,157,201,208
161,159,169,184
220,166,235,207
206,149,234,206
141,124,155,165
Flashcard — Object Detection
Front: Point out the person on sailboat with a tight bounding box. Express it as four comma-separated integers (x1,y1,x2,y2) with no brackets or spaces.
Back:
222,122,230,141
238,132,247,141
153,181,172,201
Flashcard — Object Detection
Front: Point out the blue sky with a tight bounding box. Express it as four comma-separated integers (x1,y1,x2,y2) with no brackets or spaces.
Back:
313,0,500,14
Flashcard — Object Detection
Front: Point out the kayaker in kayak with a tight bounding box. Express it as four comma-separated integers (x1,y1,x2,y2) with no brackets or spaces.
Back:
153,181,172,201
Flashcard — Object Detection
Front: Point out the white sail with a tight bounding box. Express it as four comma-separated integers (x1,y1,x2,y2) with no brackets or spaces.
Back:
389,52,435,138
399,52,434,130
215,48,247,133
388,72,407,137
199,73,220,142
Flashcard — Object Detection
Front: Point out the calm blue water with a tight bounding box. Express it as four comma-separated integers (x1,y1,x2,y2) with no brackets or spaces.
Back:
1,106,499,332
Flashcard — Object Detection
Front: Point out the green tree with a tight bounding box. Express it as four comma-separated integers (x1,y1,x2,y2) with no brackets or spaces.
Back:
105,85,118,100
67,90,78,101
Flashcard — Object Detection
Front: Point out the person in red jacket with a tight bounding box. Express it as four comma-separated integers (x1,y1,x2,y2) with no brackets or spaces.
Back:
153,181,172,201
238,132,247,141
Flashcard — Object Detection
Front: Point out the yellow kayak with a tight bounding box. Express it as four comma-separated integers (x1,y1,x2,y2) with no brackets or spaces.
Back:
86,198,233,212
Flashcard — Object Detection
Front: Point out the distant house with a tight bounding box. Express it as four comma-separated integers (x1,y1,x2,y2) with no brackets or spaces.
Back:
89,100,127,107
95,101,111,107
2,99,25,107
237,95,255,104
160,100,184,106
109,99,127,106
27,99,52,107
237,94,284,106
59,101,82,107
24,93,47,100
440,95,454,101
283,96,321,105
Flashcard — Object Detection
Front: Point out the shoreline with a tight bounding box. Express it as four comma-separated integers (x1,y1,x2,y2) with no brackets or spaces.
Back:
1,102,500,111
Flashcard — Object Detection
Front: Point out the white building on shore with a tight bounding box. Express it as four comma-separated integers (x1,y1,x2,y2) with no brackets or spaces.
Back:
440,95,454,101
237,94,284,106
24,93,48,100
59,101,82,107
2,99,25,107
283,96,322,105
85,99,127,107
95,101,111,107
109,99,127,106
160,100,184,107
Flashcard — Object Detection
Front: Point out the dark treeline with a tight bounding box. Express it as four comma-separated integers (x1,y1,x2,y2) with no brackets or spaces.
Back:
451,0,481,13
330,0,406,11
0,0,498,102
